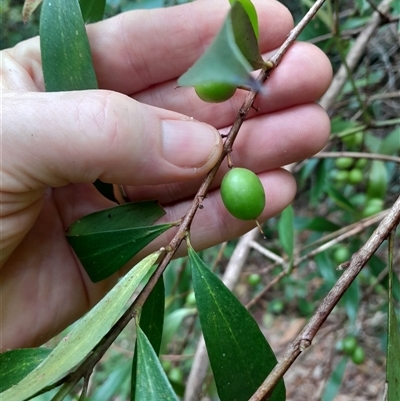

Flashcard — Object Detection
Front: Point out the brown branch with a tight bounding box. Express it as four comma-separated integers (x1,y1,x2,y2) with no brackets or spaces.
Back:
249,195,400,401
313,151,400,164
246,209,388,308
319,0,393,111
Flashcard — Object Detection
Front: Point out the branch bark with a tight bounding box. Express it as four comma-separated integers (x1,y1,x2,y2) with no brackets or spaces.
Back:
249,195,400,401
319,0,393,110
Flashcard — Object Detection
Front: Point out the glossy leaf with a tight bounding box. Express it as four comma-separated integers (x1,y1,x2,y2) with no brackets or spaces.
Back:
79,0,105,22
327,185,356,212
387,233,400,401
379,127,400,155
188,244,285,401
132,277,165,401
67,202,166,234
367,160,387,200
0,348,52,392
230,0,263,68
310,160,327,205
178,2,259,90
160,308,195,354
342,280,360,328
229,0,259,39
40,0,98,91
66,202,172,282
91,360,132,401
278,205,294,258
135,325,178,401
321,357,348,401
1,251,161,401
369,255,400,302
304,217,340,232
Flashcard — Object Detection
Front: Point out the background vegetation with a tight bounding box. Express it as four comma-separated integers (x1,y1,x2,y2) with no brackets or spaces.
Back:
1,0,399,400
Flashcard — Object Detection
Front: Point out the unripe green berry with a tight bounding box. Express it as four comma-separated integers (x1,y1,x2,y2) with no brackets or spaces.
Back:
194,82,237,103
220,168,265,220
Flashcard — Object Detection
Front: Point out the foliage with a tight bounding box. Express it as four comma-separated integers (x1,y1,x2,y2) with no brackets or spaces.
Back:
1,0,399,400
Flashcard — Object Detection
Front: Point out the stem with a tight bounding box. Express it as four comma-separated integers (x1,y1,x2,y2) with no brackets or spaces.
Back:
249,195,400,401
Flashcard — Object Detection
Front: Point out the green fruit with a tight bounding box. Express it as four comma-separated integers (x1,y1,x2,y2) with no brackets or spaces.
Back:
162,359,172,372
332,170,349,182
366,198,384,209
335,157,354,170
247,273,261,286
185,291,196,306
351,345,365,365
362,202,383,218
342,132,363,148
269,299,284,314
355,158,368,169
342,335,357,354
168,367,183,383
347,168,363,185
194,82,237,103
220,168,265,220
333,246,350,265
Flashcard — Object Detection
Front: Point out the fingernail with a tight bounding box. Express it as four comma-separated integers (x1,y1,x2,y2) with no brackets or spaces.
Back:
162,120,221,168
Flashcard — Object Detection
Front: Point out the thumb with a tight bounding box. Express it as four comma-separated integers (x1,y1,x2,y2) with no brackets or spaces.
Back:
4,90,223,190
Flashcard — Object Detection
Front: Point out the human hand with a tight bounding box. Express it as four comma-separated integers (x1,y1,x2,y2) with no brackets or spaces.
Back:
0,0,332,351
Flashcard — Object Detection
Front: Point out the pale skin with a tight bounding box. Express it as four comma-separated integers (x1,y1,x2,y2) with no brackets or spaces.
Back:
0,0,332,351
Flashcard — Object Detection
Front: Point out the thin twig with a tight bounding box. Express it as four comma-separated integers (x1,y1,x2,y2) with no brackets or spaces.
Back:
319,0,393,110
249,195,400,401
313,151,400,164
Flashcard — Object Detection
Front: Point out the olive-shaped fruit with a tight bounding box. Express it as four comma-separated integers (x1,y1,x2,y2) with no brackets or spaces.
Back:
220,168,265,220
335,157,354,170
194,82,237,103
247,273,261,286
347,168,363,185
342,335,358,355
351,345,365,365
333,246,350,265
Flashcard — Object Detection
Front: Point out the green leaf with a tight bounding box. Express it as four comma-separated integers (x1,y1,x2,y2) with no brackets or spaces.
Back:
66,202,172,282
160,308,195,354
135,325,178,401
132,276,165,401
387,233,400,401
67,201,166,234
368,255,400,302
0,348,52,392
379,127,400,155
178,2,259,90
1,251,161,401
229,0,263,68
304,217,341,232
188,245,285,401
367,160,387,200
40,0,98,91
91,360,132,401
321,357,348,401
229,0,259,39
342,280,360,328
327,184,356,212
278,205,294,258
311,160,327,205
79,0,105,22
